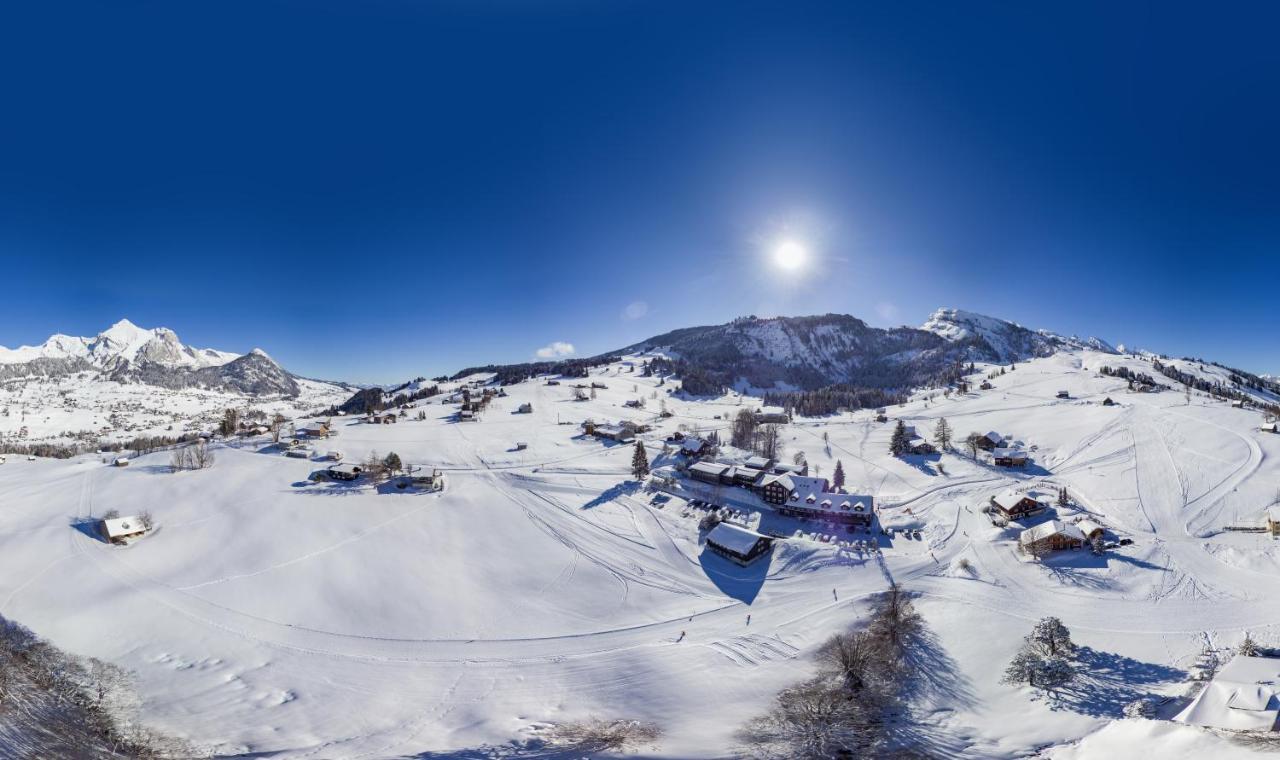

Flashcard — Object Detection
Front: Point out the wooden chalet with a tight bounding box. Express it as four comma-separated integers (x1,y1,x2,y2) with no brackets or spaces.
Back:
990,490,1043,519
975,431,1004,451
992,447,1028,467
1019,520,1085,554
704,522,773,566
100,516,148,544
327,463,363,481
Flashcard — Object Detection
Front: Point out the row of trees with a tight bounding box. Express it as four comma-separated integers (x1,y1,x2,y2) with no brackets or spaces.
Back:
888,417,954,456
170,441,214,471
730,409,782,459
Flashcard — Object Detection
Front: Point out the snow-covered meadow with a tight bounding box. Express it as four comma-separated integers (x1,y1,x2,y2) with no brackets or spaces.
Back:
2,349,1279,757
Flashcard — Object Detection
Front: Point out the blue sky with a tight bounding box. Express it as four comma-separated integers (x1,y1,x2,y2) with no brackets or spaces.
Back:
1,1,1277,384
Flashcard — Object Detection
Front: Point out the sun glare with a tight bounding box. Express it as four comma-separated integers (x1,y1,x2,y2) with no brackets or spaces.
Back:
774,240,807,271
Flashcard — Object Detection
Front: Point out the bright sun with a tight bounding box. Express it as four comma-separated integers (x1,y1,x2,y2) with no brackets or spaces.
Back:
774,240,808,271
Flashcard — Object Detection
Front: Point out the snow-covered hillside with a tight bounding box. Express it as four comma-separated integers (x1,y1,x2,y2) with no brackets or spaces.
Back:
3,344,1280,758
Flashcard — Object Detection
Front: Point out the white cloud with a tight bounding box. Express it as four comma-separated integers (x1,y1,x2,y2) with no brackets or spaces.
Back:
621,300,648,321
535,341,576,359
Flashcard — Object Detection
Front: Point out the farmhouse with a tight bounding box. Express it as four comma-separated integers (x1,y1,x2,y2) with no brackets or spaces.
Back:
1056,390,1070,399
113,457,129,467
327,463,363,481
1176,654,1280,731
458,409,476,422
285,448,311,459
1075,519,1105,541
1102,397,1116,406
1232,399,1246,408
680,437,710,457
298,423,330,438
975,431,1005,451
1019,520,1085,554
990,490,1044,519
992,447,1028,467
406,468,443,489
689,461,730,485
100,516,148,544
906,437,935,455
516,402,533,413
1268,508,1280,537
583,421,636,443
704,522,774,566
979,381,994,390
754,407,789,424
1261,422,1279,434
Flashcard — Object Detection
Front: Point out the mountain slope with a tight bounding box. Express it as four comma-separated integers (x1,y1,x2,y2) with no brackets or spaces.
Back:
622,310,1117,392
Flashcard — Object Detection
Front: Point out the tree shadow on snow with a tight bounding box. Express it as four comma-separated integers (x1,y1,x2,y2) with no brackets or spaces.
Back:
698,548,769,605
1046,646,1185,718
882,618,978,758
580,481,642,510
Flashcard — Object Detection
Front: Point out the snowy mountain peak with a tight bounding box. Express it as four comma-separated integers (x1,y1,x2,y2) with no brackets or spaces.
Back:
921,308,1116,363
0,320,240,369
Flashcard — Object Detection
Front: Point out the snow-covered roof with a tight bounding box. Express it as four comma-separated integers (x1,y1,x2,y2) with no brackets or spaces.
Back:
1076,519,1104,537
992,447,1026,460
1267,507,1280,524
1176,655,1280,731
992,490,1032,510
983,431,1004,444
706,522,767,556
689,461,729,477
744,456,771,470
329,463,362,476
1019,520,1084,545
681,437,706,453
102,516,147,539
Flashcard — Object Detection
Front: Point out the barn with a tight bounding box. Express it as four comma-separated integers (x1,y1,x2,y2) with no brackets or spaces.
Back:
705,522,774,566
1019,520,1085,554
327,463,363,481
100,516,148,544
990,490,1043,519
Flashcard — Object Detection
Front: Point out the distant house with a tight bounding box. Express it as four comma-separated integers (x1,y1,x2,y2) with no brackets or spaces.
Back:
1232,399,1246,409
458,409,476,422
875,411,888,423
516,402,533,414
113,457,129,467
979,381,994,390
680,437,709,457
688,461,730,485
514,441,527,451
1176,654,1280,731
1268,508,1280,537
771,461,808,477
1056,390,1070,399
325,450,343,461
298,423,330,438
704,522,774,566
623,399,644,408
545,379,560,386
992,447,1028,467
975,431,1005,451
285,448,311,459
406,468,442,490
1261,423,1279,434
100,516,148,544
906,437,935,455
754,407,789,424
1019,520,1085,554
583,421,636,443
1102,397,1116,406
327,463,363,481
990,490,1043,520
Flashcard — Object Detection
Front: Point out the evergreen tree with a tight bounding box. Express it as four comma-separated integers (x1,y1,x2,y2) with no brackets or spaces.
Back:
832,460,846,490
933,417,952,450
890,419,909,457
631,441,650,480
1239,633,1260,657
383,451,403,474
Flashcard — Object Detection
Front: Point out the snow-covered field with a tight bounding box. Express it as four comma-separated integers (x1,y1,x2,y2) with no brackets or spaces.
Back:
3,349,1280,757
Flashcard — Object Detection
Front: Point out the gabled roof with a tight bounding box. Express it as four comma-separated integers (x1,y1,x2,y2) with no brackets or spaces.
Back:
1019,520,1084,545
992,447,1027,459
681,437,706,453
1076,519,1104,537
744,456,772,470
102,516,147,539
982,431,1004,444
992,490,1034,510
1176,655,1280,731
689,461,730,477
329,463,362,476
706,522,768,556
